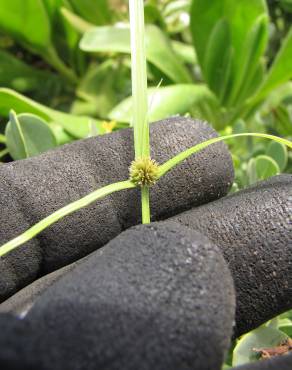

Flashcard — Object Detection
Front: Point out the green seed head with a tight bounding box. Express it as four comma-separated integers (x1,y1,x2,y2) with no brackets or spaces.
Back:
129,157,159,187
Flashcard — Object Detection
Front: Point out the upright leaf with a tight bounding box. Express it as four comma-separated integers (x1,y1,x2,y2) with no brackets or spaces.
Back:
190,0,268,105
203,18,232,98
255,28,292,100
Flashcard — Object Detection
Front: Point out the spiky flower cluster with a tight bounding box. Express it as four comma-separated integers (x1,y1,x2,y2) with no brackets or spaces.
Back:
129,157,159,187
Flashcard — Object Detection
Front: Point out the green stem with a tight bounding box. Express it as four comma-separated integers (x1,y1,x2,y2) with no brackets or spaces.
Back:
141,187,150,224
0,148,8,159
129,0,151,224
45,47,78,85
158,133,292,178
0,180,135,258
129,0,149,158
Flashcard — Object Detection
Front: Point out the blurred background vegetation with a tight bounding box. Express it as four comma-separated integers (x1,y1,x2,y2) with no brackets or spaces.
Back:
0,1,291,367
0,0,291,191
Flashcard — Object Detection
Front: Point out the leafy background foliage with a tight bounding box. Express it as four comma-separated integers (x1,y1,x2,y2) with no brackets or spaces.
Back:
0,0,291,366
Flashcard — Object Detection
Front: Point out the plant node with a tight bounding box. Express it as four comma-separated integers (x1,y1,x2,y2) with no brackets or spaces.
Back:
129,157,159,187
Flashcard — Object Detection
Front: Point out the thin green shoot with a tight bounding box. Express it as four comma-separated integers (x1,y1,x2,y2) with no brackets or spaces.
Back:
0,180,135,258
129,0,149,159
158,133,292,178
1,132,291,258
129,0,151,224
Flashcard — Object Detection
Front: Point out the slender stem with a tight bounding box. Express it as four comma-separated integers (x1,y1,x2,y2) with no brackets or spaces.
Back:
129,0,151,224
0,148,8,159
0,180,135,257
158,133,292,178
45,47,78,85
129,0,149,158
141,187,150,223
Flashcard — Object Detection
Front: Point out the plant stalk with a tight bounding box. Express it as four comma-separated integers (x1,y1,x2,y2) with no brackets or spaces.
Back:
141,187,150,223
129,0,151,224
46,47,78,85
0,180,135,258
158,133,292,178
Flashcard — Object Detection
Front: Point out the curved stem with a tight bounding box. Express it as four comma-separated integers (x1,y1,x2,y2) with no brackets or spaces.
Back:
45,47,78,85
0,180,135,257
158,133,292,178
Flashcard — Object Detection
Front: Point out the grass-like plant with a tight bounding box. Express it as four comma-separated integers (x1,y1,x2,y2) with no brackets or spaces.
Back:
0,0,292,258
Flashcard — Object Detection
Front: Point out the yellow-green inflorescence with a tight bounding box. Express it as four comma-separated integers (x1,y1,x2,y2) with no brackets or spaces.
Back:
129,157,159,187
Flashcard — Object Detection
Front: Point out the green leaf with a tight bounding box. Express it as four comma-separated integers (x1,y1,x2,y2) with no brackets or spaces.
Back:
256,28,292,100
266,141,288,171
0,180,136,258
171,40,197,65
5,111,57,160
247,155,280,184
232,326,288,366
278,319,292,337
227,14,268,106
158,133,292,178
0,50,57,93
68,0,111,25
80,24,192,83
204,19,231,98
190,0,268,105
0,88,102,139
60,6,94,34
109,84,216,123
0,0,51,51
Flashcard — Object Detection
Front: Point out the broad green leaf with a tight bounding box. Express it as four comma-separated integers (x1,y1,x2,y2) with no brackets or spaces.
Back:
278,319,292,337
190,0,268,105
256,28,292,100
68,0,111,25
109,84,216,123
232,326,288,366
5,111,57,160
227,14,268,106
266,141,288,171
0,0,77,83
0,88,102,139
204,18,232,98
80,24,192,83
247,155,280,184
0,0,51,51
171,40,197,65
0,50,57,93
